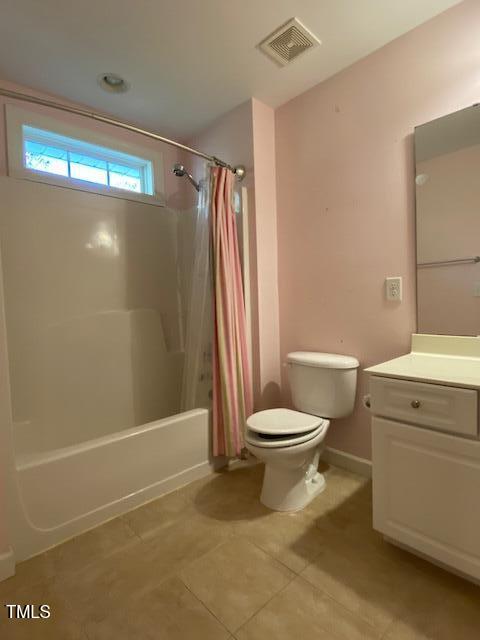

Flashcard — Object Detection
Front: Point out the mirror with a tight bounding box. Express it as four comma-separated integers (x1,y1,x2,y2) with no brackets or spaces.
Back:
415,104,480,336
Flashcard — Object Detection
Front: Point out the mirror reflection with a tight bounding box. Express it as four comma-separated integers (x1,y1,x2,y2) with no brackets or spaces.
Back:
415,104,480,336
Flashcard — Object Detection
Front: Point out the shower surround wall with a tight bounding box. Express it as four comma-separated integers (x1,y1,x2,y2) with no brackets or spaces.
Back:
0,80,203,447
0,78,208,569
0,178,185,453
275,0,480,459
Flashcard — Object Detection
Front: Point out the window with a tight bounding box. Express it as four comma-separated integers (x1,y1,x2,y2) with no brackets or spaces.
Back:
23,126,153,195
6,105,164,205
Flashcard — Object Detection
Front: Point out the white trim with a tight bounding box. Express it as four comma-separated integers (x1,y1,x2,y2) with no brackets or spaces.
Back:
5,104,165,206
0,547,15,582
323,446,372,478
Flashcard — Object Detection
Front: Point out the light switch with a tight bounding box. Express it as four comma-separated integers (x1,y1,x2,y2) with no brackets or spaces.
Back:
386,277,402,301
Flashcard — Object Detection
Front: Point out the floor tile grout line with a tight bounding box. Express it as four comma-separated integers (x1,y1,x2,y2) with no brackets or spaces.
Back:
179,576,233,636
309,581,383,640
9,467,255,580
56,533,231,631
177,534,297,635
242,536,308,575
4,467,417,639
233,566,298,634
298,565,400,638
241,522,331,577
173,532,237,577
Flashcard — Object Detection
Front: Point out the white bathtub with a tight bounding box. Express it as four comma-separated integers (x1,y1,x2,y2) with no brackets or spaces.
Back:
9,408,211,562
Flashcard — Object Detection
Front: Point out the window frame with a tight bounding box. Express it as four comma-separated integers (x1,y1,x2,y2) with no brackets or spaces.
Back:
5,104,165,206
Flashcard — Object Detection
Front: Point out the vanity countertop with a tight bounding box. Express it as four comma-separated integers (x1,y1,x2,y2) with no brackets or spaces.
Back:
365,334,480,389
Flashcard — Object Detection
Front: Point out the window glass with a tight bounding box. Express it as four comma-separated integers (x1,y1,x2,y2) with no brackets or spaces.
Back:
109,163,142,192
24,139,69,177
22,126,153,196
69,153,108,185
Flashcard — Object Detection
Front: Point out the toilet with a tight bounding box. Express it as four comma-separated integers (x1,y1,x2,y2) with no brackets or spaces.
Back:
245,351,359,512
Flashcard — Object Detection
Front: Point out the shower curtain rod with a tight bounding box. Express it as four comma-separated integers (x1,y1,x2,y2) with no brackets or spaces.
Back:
0,87,246,179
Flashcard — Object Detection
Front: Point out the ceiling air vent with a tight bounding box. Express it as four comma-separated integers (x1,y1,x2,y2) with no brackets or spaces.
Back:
258,17,321,67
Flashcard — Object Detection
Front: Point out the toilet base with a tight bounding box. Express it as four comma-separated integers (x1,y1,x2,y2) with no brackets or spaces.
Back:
260,465,326,512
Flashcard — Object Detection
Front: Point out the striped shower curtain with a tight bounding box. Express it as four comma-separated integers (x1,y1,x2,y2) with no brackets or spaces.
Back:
211,167,253,457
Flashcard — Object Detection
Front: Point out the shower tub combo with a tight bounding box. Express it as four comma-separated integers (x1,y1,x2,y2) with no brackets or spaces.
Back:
0,82,249,577
0,173,216,571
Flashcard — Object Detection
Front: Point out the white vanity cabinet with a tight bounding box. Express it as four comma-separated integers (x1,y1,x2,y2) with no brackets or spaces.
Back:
369,376,478,437
369,372,480,582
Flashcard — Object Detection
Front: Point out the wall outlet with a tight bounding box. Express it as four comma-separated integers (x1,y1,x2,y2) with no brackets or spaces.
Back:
386,276,402,301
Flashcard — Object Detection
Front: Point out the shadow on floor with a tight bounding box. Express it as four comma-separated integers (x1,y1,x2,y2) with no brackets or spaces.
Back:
192,462,270,522
193,461,480,638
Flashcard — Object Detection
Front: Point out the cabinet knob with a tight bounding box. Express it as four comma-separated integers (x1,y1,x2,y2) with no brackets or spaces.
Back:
411,399,421,409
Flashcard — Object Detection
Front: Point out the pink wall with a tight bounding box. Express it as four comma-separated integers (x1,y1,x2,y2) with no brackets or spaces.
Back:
275,0,480,459
251,99,281,408
188,101,255,181
190,100,281,409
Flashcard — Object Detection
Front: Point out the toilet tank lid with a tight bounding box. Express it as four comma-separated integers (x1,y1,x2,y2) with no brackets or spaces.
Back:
287,351,359,369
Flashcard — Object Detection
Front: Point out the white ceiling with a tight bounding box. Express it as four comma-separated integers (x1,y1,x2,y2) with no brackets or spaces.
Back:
0,0,462,140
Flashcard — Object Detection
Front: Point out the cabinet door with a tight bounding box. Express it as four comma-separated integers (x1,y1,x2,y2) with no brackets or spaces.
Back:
372,417,480,581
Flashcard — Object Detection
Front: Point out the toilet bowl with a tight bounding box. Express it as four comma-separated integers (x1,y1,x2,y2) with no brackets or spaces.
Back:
245,351,359,512
245,408,330,511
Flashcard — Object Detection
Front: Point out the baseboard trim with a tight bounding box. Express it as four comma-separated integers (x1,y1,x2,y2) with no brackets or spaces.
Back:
0,547,15,582
324,447,372,478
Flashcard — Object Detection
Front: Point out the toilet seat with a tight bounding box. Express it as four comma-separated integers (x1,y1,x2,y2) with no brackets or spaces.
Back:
245,408,327,449
247,408,323,435
245,422,326,448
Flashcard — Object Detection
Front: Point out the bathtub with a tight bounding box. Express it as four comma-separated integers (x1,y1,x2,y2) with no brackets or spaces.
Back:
9,408,211,563
0,178,218,577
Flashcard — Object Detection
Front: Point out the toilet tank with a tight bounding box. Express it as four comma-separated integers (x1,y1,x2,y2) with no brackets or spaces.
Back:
287,352,359,418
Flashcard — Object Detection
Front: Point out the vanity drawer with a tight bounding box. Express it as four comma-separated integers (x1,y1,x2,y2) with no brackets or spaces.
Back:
370,376,478,437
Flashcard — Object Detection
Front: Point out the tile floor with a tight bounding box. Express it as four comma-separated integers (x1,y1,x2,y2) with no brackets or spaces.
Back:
1,462,479,639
